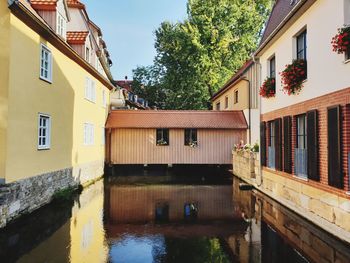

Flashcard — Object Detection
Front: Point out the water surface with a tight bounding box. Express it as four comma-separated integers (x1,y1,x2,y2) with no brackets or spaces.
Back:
1,168,349,263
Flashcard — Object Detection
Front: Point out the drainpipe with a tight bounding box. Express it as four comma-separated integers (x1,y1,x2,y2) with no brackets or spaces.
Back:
241,77,251,144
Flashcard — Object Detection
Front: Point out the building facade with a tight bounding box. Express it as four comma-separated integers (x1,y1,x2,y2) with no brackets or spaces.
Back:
105,110,247,165
256,0,350,239
211,60,261,145
0,0,115,227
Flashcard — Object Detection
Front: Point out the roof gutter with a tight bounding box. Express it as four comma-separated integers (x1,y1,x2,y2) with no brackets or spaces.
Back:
8,0,115,90
254,0,310,57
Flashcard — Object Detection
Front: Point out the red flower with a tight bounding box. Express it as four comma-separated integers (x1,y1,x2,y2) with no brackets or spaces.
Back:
280,59,307,96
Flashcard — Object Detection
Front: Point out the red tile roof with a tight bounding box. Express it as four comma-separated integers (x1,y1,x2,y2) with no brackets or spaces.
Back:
106,110,248,129
210,60,253,101
30,0,57,10
67,0,85,9
115,80,133,92
66,31,89,44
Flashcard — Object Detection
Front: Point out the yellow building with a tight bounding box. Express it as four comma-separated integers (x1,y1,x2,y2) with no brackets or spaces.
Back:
0,0,116,228
210,60,261,144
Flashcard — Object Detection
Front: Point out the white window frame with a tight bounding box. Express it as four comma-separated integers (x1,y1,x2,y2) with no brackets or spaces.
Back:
85,46,90,63
85,77,96,103
345,0,350,25
38,113,51,150
84,123,94,146
102,89,107,108
40,44,52,83
56,12,66,39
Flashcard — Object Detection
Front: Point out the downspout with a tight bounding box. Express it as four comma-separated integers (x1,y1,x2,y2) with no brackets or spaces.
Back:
253,54,264,187
240,77,251,145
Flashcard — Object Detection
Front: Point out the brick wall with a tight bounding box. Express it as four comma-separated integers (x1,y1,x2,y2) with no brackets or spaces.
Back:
261,87,350,195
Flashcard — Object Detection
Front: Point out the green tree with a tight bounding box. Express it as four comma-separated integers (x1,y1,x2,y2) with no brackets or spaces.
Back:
132,0,272,109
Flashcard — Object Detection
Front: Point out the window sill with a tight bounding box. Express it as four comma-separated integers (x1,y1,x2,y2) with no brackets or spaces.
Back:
343,59,350,64
38,147,50,151
85,98,96,104
292,175,308,182
39,77,52,84
156,144,169,146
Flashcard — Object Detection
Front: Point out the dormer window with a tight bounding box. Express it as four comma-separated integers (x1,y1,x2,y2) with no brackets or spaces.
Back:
85,47,90,63
56,12,66,39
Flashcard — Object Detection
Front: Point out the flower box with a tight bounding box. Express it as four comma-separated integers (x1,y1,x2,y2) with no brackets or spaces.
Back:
280,59,307,95
259,77,276,98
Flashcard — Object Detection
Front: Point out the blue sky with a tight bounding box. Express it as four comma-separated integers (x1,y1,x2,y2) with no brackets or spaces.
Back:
83,0,188,80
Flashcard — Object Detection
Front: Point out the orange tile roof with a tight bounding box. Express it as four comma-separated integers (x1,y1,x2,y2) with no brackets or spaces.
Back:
66,31,89,44
67,0,85,9
106,110,248,129
30,0,57,10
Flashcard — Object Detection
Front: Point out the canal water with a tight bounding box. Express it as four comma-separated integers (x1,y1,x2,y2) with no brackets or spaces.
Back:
1,167,350,263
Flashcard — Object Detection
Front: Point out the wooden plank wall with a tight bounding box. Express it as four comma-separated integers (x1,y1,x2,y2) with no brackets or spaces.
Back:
108,185,238,223
37,10,56,30
110,128,246,164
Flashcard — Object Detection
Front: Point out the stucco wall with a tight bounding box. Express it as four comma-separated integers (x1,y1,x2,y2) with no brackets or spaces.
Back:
260,0,350,114
213,80,249,111
4,13,110,183
0,2,10,183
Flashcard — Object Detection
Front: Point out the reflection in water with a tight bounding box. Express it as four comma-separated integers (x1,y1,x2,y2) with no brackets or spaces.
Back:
0,170,350,263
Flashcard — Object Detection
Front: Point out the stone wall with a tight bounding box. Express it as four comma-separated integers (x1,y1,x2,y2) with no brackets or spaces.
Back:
261,169,350,235
256,191,350,263
0,168,76,228
232,151,259,185
0,160,105,229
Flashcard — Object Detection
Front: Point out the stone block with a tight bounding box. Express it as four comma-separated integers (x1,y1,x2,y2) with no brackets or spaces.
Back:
333,207,350,232
308,199,334,223
338,197,350,213
301,184,324,199
310,236,334,263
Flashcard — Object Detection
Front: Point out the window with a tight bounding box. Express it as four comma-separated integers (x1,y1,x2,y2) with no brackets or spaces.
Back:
156,129,169,146
296,115,307,149
296,30,307,60
56,12,66,39
234,90,239,104
269,56,276,78
85,47,90,63
225,96,228,109
269,121,275,148
260,122,267,166
40,44,52,82
346,48,350,61
102,90,107,107
184,129,197,146
216,102,220,110
85,77,96,102
38,114,51,150
345,0,350,25
295,114,307,178
84,123,94,145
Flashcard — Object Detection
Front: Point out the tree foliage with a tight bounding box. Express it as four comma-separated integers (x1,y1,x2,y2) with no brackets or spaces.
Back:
132,0,272,109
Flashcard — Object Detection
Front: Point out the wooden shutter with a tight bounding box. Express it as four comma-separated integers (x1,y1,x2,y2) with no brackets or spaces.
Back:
260,122,266,166
283,116,292,173
275,118,282,171
328,106,343,188
307,110,319,181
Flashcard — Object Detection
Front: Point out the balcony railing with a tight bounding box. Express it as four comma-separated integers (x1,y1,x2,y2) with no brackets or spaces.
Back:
268,147,275,169
295,148,307,179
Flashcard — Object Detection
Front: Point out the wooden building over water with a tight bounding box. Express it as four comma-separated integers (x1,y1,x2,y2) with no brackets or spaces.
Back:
105,110,247,165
